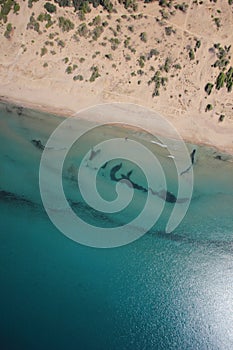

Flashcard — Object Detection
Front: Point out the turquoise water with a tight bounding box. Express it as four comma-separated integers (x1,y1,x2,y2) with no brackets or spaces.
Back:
0,103,233,349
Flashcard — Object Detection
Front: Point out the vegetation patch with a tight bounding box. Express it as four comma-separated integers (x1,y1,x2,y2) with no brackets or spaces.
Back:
27,14,41,33
212,44,231,70
44,2,57,14
73,75,84,81
148,70,168,97
4,22,12,38
90,66,100,82
140,32,148,43
28,0,39,8
92,25,104,40
0,0,20,23
205,83,214,95
58,16,74,32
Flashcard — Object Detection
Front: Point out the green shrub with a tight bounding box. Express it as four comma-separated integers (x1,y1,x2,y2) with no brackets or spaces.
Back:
44,2,56,13
160,9,169,19
116,24,121,32
165,26,175,36
125,54,131,61
78,23,88,37
28,0,39,8
37,11,54,28
63,57,69,64
92,15,101,26
78,10,86,21
174,2,188,12
120,0,138,10
109,27,117,37
49,32,56,39
1,0,14,17
128,25,134,33
90,66,100,82
92,25,104,40
129,46,136,54
137,69,144,76
13,3,20,13
140,32,147,43
173,63,181,69
189,49,195,60
205,83,214,95
105,53,113,60
57,39,65,48
124,38,130,48
109,37,120,50
37,13,51,22
205,104,213,112
27,14,41,33
73,75,84,81
226,67,233,92
41,47,48,56
212,44,231,70
4,22,12,38
148,70,168,97
58,16,74,32
138,56,145,68
66,66,73,74
79,1,91,14
213,17,221,29
163,57,172,72
216,72,225,90
148,49,159,59
100,0,113,12
195,40,201,49
102,21,108,27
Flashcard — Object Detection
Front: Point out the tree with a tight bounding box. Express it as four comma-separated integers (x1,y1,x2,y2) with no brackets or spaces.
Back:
205,83,214,95
4,22,12,38
44,2,57,13
189,49,195,60
216,72,225,90
58,16,74,32
140,32,147,43
55,0,70,6
205,104,213,112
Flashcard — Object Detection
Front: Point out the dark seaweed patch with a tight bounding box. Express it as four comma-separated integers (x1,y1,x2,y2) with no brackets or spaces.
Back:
31,139,45,150
0,190,36,207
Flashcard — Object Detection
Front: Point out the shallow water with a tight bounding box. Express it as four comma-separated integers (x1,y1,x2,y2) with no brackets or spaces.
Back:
0,103,233,349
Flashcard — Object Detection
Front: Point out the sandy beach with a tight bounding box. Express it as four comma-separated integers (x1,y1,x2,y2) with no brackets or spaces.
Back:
0,0,233,154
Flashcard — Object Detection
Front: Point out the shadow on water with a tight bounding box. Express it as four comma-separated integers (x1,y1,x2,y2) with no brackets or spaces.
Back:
1,187,233,254
109,162,187,203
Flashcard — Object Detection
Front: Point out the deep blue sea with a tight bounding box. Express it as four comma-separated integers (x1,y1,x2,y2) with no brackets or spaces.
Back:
0,103,233,350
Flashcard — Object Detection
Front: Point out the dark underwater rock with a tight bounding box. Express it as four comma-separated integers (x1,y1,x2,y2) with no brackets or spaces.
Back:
31,139,45,150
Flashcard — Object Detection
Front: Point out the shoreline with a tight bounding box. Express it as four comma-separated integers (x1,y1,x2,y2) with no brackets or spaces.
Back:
0,95,73,119
1,0,233,156
1,95,233,157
